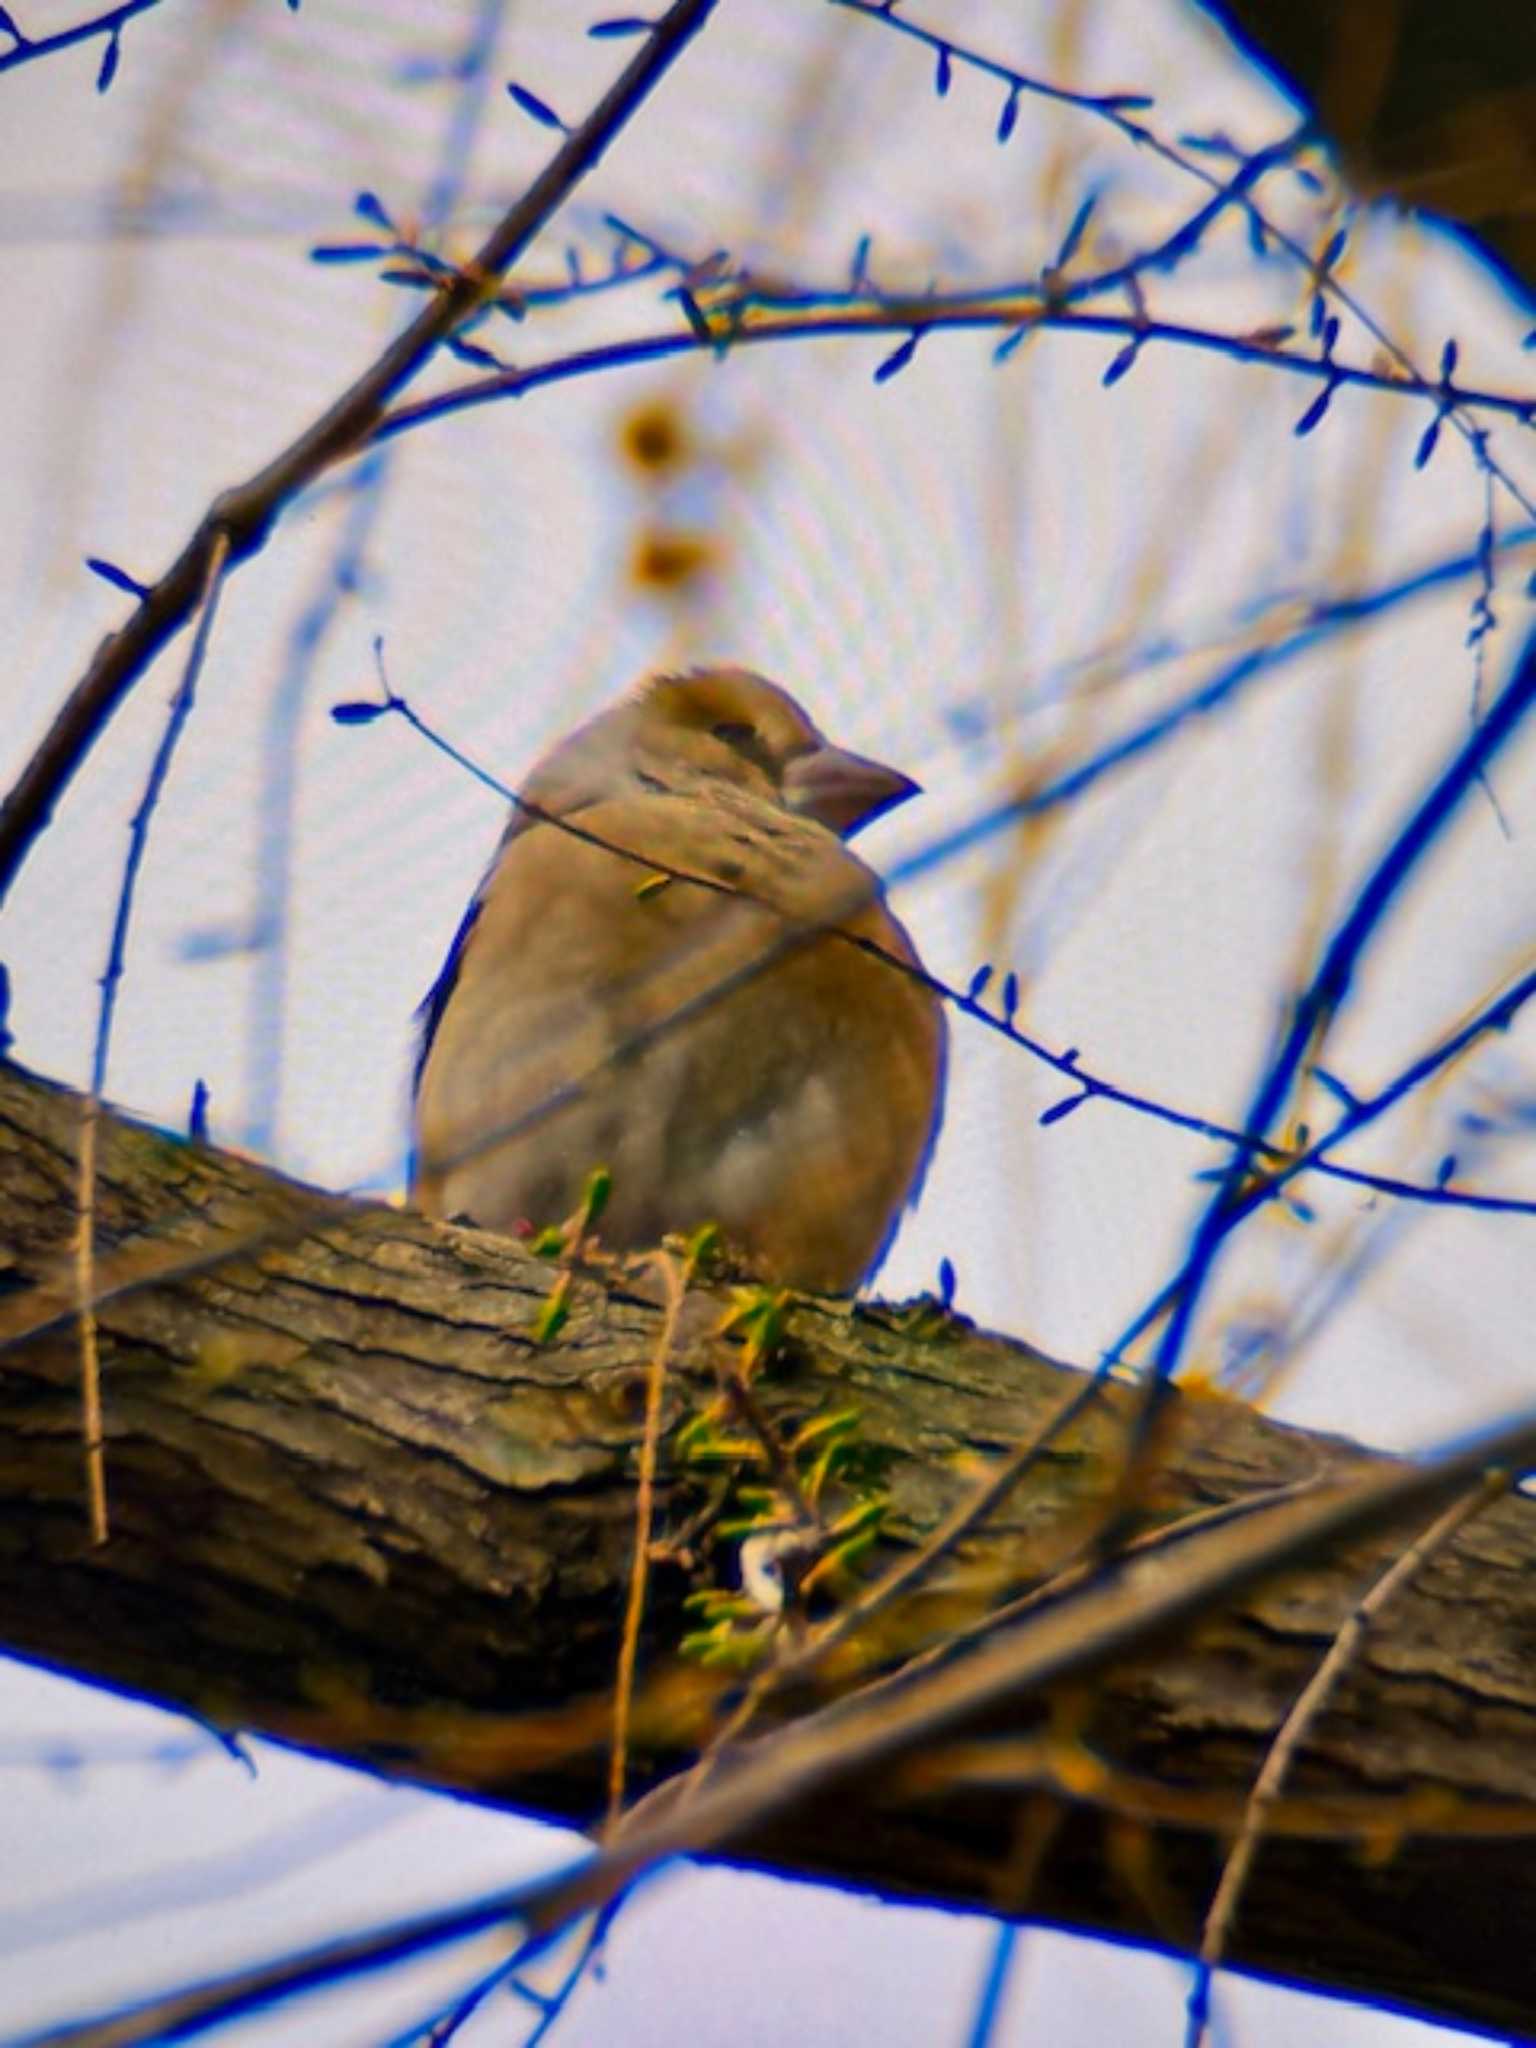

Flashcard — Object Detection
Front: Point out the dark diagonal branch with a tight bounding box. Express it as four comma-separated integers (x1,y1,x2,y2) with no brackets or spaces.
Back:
0,0,719,910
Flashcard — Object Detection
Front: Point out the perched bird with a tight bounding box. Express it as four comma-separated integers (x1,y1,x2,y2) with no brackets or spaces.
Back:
410,668,945,1292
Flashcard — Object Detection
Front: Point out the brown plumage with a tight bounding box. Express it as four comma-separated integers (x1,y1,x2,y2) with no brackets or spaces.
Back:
410,668,945,1291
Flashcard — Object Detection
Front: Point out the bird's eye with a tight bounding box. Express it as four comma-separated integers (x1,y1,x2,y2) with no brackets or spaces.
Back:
711,720,756,747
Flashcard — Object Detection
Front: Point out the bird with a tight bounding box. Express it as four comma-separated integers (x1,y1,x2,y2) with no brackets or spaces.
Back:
410,667,945,1293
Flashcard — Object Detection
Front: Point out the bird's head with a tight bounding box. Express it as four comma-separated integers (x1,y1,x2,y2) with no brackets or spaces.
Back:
604,667,920,839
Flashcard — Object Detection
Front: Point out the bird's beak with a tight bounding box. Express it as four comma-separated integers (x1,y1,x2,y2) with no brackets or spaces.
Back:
784,744,920,837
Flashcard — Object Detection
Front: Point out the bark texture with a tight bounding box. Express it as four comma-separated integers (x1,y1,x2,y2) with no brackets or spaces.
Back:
3,1058,1536,2039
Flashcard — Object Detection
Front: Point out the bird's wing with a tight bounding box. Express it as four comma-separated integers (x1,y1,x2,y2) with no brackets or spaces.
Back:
411,783,587,1090
413,881,487,1092
413,712,652,1086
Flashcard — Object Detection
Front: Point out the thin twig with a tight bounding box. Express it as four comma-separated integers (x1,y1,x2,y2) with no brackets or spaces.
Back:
1136,615,1536,1411
373,300,1536,449
71,1108,107,1545
1183,1469,1509,2048
636,1468,1492,1874
0,0,161,78
72,528,231,1544
12,558,1536,1389
607,1248,688,1830
31,1400,1536,2048
830,0,1536,526
9,888,1530,1386
395,1900,626,2048
661,1471,1329,1828
873,1474,1333,1700
0,0,720,909
390,687,1536,1226
518,1898,626,2048
966,1923,1021,2048
650,1476,1334,1825
8,868,1531,1395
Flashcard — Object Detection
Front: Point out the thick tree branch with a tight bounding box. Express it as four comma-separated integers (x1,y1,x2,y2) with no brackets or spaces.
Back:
4,1060,1536,2039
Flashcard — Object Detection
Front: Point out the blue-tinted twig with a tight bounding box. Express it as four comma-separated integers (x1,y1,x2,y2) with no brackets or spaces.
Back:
0,1730,221,1772
992,521,1536,728
831,0,1536,525
1465,439,1512,832
1143,620,1536,1401
316,223,673,326
620,128,1307,329
1183,1473,1506,2048
0,0,161,81
1102,957,1536,1375
363,684,1536,1223
517,1897,626,2047
830,0,1158,133
0,0,722,911
239,457,387,1155
966,1922,1020,2048
73,528,230,1544
92,534,230,1103
0,1785,398,1966
900,551,1536,841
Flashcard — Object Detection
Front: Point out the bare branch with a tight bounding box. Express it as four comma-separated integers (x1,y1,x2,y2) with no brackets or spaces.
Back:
0,0,720,908
1185,1473,1509,2047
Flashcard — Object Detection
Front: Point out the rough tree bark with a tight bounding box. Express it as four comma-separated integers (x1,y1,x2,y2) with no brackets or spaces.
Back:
3,1058,1536,2041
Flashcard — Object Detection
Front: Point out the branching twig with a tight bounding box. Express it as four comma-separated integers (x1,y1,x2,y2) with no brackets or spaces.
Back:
0,0,721,909
1099,954,1536,1378
373,299,1536,449
72,528,231,1543
1183,1471,1509,2048
384,686,1536,1227
6,872,1529,1398
830,0,1536,525
9,690,1530,1387
1139,619,1536,1410
0,0,162,81
893,1479,1331,1696
675,1468,1331,1795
